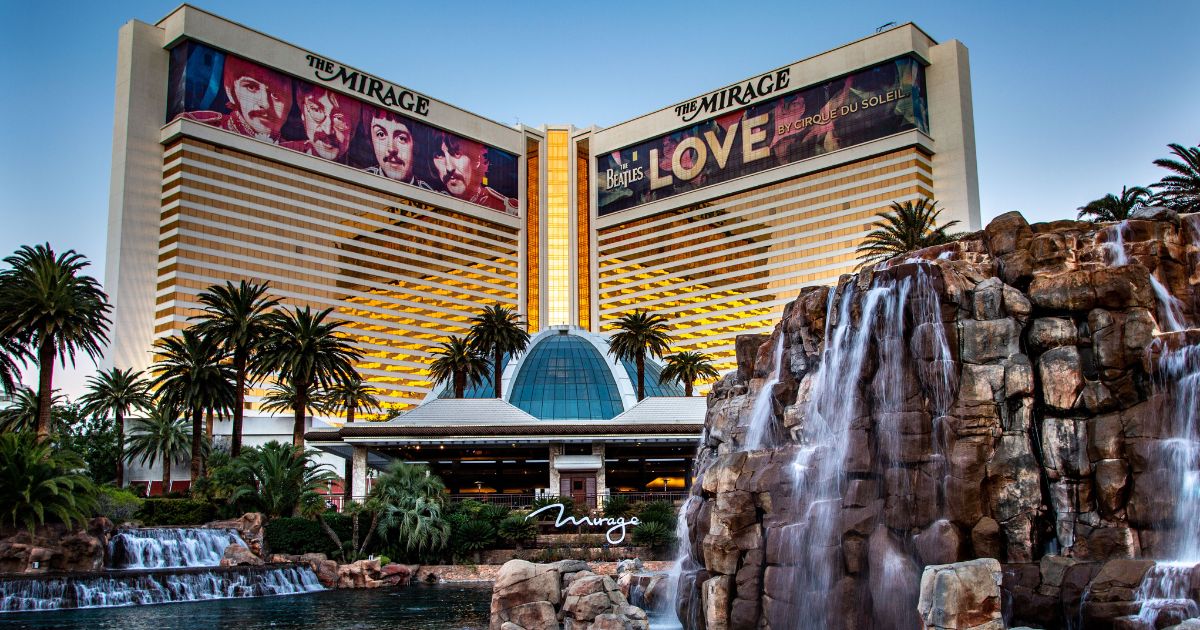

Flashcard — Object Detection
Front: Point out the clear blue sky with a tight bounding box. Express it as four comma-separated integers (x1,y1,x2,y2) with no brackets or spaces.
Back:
1,0,1197,396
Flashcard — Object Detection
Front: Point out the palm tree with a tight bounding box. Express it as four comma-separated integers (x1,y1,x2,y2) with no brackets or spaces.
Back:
325,376,381,424
125,403,191,491
0,244,111,442
1151,143,1200,212
467,306,530,399
0,432,97,533
78,368,154,487
0,386,64,433
191,280,280,458
607,310,673,401
150,329,235,481
660,351,721,397
254,307,362,447
1076,185,1153,222
428,336,489,398
0,335,29,397
228,441,336,519
364,462,450,560
854,198,962,268
259,381,329,418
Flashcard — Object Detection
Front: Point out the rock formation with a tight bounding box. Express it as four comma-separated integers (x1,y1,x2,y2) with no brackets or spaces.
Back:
491,559,650,630
678,212,1200,629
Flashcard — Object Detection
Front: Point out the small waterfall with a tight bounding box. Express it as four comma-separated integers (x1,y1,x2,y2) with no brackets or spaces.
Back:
1132,563,1200,628
108,528,247,569
1102,221,1130,267
0,565,323,612
669,494,702,629
1101,219,1190,331
743,334,787,450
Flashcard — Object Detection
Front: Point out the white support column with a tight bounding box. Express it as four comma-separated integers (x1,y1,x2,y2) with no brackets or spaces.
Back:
548,444,563,496
351,446,368,503
592,443,607,505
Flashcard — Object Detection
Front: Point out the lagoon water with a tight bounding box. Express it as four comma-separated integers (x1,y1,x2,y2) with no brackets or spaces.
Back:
0,584,492,630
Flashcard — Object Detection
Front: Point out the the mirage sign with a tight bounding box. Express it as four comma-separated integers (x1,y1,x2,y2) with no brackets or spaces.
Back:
596,57,929,216
526,503,640,544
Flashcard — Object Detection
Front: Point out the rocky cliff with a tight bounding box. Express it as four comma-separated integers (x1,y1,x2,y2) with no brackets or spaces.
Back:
678,210,1200,629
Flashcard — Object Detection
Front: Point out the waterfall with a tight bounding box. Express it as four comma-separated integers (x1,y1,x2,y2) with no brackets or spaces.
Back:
777,263,953,630
668,493,703,629
743,334,787,450
0,565,323,612
1101,219,1189,331
1102,221,1130,267
108,528,247,569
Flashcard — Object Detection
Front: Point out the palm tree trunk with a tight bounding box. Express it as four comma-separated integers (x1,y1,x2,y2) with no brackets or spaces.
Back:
493,348,503,398
635,352,645,401
346,405,355,425
293,382,307,447
205,408,214,439
685,380,694,397
455,370,466,398
190,405,204,483
318,513,344,557
358,511,381,557
162,450,172,492
115,410,125,487
232,353,246,457
35,337,55,442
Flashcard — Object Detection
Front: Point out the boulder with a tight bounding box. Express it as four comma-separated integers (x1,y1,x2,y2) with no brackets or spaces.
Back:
219,544,263,567
917,558,1004,630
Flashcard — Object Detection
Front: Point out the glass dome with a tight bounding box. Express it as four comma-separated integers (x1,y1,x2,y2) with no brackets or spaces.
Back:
508,333,624,420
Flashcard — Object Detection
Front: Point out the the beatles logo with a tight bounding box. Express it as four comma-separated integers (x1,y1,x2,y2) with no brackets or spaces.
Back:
674,69,791,123
526,503,641,545
306,54,431,117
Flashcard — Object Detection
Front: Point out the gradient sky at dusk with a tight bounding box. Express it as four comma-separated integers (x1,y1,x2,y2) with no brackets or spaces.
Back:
1,0,1197,396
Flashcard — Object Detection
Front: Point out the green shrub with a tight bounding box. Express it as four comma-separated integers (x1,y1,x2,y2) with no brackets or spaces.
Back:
264,514,362,556
634,501,676,527
451,519,496,562
529,495,576,517
96,486,144,522
632,520,675,549
602,495,631,518
134,498,216,526
497,513,538,548
478,502,511,526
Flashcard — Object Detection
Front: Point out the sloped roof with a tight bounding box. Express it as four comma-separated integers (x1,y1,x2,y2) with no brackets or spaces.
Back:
373,398,540,426
608,396,709,424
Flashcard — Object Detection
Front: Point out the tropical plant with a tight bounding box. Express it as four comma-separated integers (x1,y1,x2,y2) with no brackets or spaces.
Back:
150,328,235,481
854,198,962,268
125,403,192,491
324,376,381,424
602,495,632,519
0,431,97,533
497,513,538,550
428,336,489,399
259,381,329,418
660,351,721,397
56,404,122,485
530,494,576,516
634,500,677,527
95,486,144,522
254,307,362,446
467,305,530,399
631,520,674,550
607,310,673,401
78,368,154,487
1076,185,1153,222
369,462,450,560
0,386,64,434
0,335,29,397
227,441,336,519
451,518,496,563
0,244,111,442
191,280,280,457
1151,143,1200,212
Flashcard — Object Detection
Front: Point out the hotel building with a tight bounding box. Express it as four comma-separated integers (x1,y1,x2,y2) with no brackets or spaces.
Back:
105,6,979,498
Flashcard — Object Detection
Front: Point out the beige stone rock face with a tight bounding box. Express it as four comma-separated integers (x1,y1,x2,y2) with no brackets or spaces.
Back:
219,544,263,567
490,561,647,630
917,558,1003,630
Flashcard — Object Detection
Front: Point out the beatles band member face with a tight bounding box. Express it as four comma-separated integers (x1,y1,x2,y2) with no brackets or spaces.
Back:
369,110,415,181
223,58,291,139
433,138,485,198
298,86,358,160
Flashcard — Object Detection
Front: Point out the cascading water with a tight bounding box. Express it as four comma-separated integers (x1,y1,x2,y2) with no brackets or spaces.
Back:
743,334,787,450
0,565,323,612
667,494,702,630
108,528,247,569
1101,220,1189,331
777,263,955,630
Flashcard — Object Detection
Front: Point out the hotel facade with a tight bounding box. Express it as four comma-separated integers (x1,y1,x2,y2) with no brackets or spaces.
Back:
105,6,979,498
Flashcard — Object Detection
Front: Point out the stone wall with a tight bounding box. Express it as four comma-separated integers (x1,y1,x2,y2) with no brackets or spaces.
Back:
679,211,1200,629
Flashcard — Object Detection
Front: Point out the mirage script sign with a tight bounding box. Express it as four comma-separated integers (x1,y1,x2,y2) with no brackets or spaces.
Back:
525,503,640,545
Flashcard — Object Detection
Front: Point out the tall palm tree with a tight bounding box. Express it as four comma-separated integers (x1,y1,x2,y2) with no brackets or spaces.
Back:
1076,185,1153,222
325,376,381,424
428,336,489,398
1151,143,1200,212
607,310,673,401
0,386,64,433
78,368,154,487
254,307,362,447
660,351,721,397
259,381,329,418
854,199,961,268
0,336,29,397
191,280,280,457
0,244,111,442
125,403,191,491
467,306,530,399
150,329,235,481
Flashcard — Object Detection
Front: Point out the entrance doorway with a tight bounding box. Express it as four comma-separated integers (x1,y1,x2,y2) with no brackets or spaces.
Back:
559,474,596,508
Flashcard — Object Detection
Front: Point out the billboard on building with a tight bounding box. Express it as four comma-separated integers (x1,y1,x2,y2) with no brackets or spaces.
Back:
596,57,928,216
166,41,519,216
